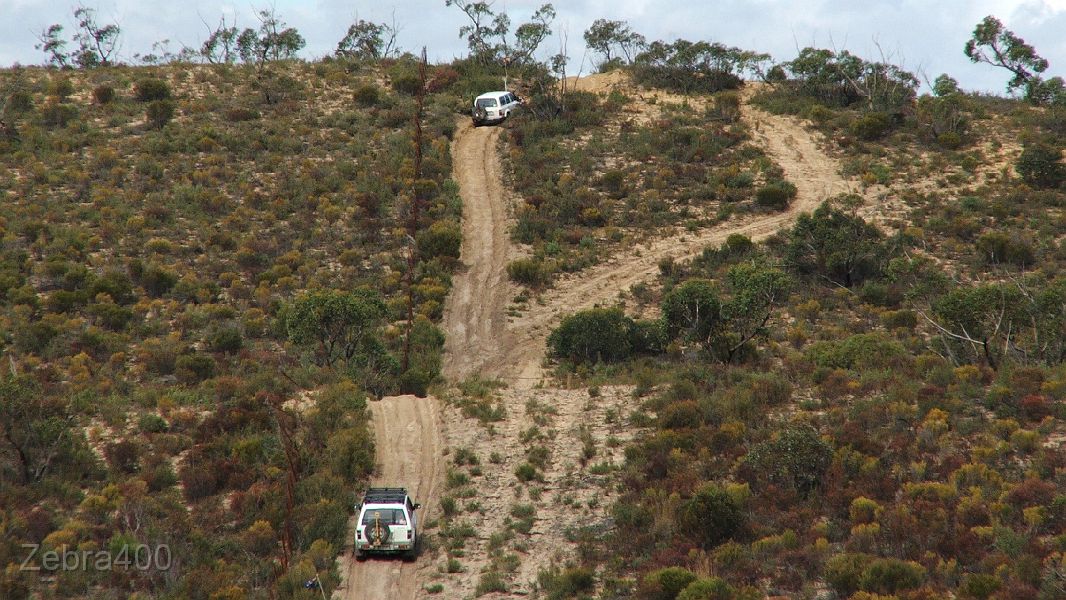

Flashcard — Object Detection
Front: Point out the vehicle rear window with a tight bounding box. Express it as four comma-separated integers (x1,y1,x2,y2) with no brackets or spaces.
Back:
476,98,498,108
361,509,407,525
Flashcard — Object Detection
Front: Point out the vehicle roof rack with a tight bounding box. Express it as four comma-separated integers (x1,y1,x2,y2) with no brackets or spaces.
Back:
363,487,408,504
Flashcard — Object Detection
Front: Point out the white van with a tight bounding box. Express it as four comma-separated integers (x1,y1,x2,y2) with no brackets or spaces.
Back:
472,91,521,126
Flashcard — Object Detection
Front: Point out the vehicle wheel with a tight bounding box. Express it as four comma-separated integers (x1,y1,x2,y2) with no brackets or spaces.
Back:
402,548,417,562
366,523,391,546
355,550,368,562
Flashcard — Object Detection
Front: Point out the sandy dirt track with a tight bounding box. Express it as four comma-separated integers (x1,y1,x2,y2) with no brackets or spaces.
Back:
332,395,443,599
335,74,866,598
493,84,862,383
440,122,527,384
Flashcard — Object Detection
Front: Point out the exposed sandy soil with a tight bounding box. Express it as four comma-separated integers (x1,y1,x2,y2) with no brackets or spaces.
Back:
440,123,529,384
496,78,868,385
337,71,874,599
428,385,638,597
332,395,444,599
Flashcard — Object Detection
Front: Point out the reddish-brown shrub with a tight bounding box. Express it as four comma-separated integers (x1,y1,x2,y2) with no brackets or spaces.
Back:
105,440,141,474
1004,478,1056,507
1019,394,1051,421
426,67,459,93
1009,367,1046,398
179,457,224,501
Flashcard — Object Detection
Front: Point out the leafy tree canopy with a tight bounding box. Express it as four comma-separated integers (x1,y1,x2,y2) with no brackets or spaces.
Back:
282,288,387,368
583,19,646,68
784,201,888,288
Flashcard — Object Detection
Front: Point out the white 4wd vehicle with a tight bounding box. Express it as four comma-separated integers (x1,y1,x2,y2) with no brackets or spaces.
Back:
472,91,521,126
354,487,420,559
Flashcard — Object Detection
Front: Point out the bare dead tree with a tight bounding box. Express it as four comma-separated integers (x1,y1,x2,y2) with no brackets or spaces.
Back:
198,14,240,64
401,48,429,374
381,10,402,58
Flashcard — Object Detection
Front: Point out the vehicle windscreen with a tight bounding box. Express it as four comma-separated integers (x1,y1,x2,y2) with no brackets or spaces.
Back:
475,98,498,108
361,508,407,526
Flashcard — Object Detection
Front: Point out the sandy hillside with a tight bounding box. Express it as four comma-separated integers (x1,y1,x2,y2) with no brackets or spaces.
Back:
337,70,879,599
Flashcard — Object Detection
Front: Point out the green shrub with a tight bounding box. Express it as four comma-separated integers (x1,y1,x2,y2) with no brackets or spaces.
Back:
537,566,595,599
175,352,215,381
881,309,918,330
640,567,698,600
138,414,169,434
6,90,33,113
89,271,136,304
353,84,380,107
417,221,461,261
629,41,743,94
46,289,88,313
681,484,744,549
515,463,539,482
92,84,115,104
937,131,962,149
88,303,134,330
140,264,178,297
548,307,636,364
390,70,423,96
283,289,388,369
784,202,886,287
325,426,374,480
745,424,832,495
48,77,74,100
144,462,177,492
859,558,926,594
475,570,508,595
850,111,892,140
959,573,1001,599
146,99,175,129
224,107,259,122
40,101,77,128
859,281,903,307
806,104,835,123
976,231,1035,267
399,368,433,397
806,333,908,371
206,325,243,353
1016,143,1064,189
105,440,140,474
676,577,734,600
629,319,666,355
723,234,754,256
507,258,552,287
659,400,703,430
825,553,875,597
755,180,797,210
135,78,171,102
661,279,721,348
14,320,59,355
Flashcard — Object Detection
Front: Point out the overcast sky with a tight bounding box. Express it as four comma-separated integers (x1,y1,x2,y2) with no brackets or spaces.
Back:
2,0,1064,94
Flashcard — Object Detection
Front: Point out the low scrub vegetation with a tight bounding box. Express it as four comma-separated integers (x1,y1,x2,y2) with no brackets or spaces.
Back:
0,58,459,597
547,173,1066,597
